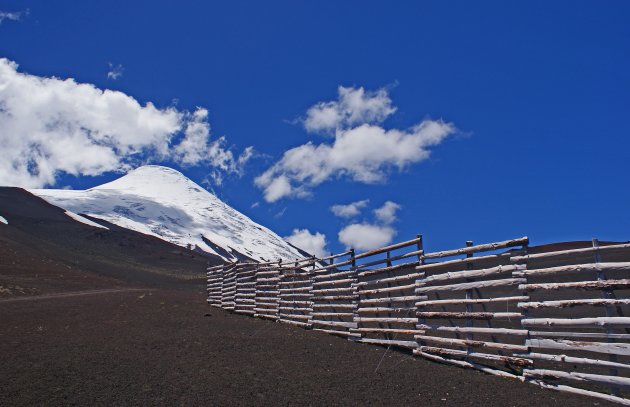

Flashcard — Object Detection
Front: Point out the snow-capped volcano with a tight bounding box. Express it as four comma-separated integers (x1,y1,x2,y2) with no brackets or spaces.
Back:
30,165,305,262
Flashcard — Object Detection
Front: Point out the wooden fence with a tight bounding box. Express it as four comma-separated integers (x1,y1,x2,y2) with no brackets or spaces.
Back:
207,236,630,405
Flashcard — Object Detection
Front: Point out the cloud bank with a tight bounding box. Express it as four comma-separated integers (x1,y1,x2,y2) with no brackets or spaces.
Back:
0,58,251,187
255,86,455,202
330,199,369,218
285,228,328,258
338,201,401,251
0,9,28,24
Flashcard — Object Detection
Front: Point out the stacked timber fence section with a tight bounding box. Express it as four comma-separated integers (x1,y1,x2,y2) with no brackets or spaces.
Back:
206,264,224,307
311,250,358,337
234,263,257,315
254,261,281,321
278,258,316,328
512,241,630,404
206,237,630,405
353,236,425,349
412,237,531,378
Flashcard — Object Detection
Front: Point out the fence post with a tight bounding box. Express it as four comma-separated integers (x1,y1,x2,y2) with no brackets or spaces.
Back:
350,248,358,341
465,241,474,353
594,238,621,397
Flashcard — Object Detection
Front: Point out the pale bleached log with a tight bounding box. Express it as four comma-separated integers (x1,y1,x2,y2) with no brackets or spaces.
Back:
526,338,630,356
278,318,312,328
422,237,529,260
354,236,422,260
312,287,355,294
414,350,522,380
524,368,630,388
235,302,255,307
360,295,427,305
357,283,416,295
357,261,419,278
530,331,630,340
415,251,515,273
518,298,630,309
416,311,521,320
356,272,425,287
522,317,630,328
255,296,279,302
254,313,278,320
255,271,278,277
511,242,630,263
311,320,357,328
257,277,281,283
514,262,630,278
419,346,532,367
313,270,356,281
527,380,630,406
313,328,361,338
418,325,528,336
312,278,356,287
311,312,354,317
312,303,356,309
358,338,419,348
278,306,311,312
415,278,526,294
312,295,356,301
357,306,416,313
278,286,313,293
354,317,417,323
419,264,523,285
279,300,312,306
351,328,425,335
253,306,277,312
515,352,630,371
414,334,527,351
278,313,311,320
416,296,528,307
254,302,278,308
278,293,311,298
519,279,630,292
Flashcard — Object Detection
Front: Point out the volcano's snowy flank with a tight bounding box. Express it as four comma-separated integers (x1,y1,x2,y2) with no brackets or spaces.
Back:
31,166,305,262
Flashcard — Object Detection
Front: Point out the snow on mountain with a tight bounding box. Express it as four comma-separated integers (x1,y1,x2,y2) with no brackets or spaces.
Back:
30,165,306,262
0,215,7,225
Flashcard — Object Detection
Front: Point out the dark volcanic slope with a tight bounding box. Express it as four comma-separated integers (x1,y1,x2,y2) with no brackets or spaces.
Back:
0,289,614,407
0,187,221,296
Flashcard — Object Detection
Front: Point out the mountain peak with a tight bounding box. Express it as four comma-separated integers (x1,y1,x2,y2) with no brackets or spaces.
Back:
31,166,305,262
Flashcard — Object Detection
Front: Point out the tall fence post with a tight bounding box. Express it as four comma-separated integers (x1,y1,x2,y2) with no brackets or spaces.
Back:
594,238,621,397
349,248,358,341
465,241,474,353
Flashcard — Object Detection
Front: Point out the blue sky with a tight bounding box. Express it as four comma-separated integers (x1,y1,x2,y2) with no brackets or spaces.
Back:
1,1,629,255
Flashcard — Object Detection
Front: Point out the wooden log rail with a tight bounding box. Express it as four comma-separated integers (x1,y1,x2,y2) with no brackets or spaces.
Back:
206,235,630,405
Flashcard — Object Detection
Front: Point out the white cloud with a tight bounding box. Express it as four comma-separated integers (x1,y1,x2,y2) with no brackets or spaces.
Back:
285,228,328,257
0,9,28,24
330,199,370,218
0,58,251,188
107,63,124,80
255,86,455,202
304,86,396,134
338,223,396,251
374,201,400,225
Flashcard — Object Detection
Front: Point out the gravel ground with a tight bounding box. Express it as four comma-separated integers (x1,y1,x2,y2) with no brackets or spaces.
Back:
0,286,615,406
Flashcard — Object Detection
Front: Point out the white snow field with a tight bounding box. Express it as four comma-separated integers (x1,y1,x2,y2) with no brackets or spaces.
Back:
0,215,7,225
31,165,305,262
